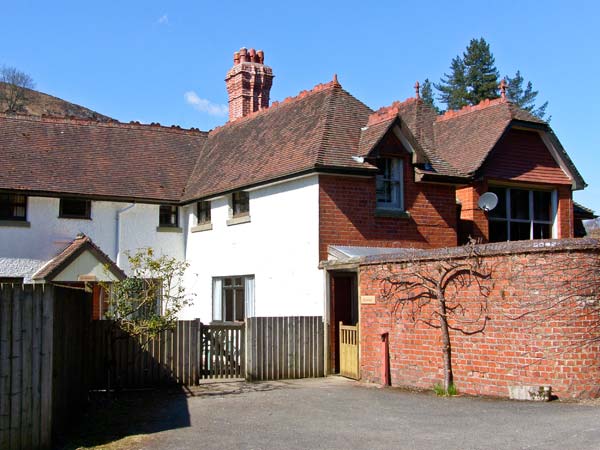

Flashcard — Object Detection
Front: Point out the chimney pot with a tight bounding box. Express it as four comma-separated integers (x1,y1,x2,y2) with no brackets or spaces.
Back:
249,48,257,62
226,47,274,121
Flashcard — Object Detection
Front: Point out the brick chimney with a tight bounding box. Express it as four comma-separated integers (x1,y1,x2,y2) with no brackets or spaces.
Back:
225,47,274,121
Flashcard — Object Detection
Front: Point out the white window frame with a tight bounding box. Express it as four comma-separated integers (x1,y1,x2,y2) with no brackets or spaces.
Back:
212,275,255,323
488,186,557,241
376,158,404,210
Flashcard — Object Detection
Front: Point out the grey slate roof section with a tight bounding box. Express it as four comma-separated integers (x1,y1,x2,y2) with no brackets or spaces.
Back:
328,245,417,260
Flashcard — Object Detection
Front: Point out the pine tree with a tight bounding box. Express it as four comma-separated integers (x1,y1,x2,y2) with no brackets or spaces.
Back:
505,70,550,121
435,56,469,110
420,78,440,113
462,38,500,104
435,38,500,110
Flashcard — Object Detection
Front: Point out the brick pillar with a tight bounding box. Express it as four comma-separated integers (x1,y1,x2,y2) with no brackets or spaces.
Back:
225,47,274,122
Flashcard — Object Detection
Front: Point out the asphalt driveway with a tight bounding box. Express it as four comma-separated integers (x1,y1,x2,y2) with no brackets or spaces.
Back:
62,377,600,450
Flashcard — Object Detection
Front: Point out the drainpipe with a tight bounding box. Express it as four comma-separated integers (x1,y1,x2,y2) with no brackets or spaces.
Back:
116,203,135,267
381,332,390,387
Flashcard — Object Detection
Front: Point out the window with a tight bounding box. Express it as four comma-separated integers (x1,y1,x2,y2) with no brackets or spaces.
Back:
59,198,91,219
0,194,27,221
488,187,555,242
212,275,255,322
231,191,249,218
376,158,403,210
159,205,179,227
197,200,211,225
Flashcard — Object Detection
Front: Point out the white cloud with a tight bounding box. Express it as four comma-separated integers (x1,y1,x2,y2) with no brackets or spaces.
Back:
184,91,228,116
157,14,169,25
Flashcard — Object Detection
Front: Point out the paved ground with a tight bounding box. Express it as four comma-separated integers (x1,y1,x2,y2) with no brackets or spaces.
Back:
61,377,600,450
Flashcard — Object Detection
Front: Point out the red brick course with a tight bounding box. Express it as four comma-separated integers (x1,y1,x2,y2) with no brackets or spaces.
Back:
357,239,600,399
319,168,458,261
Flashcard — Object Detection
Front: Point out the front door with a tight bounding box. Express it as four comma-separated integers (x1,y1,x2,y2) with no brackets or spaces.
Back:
329,272,358,376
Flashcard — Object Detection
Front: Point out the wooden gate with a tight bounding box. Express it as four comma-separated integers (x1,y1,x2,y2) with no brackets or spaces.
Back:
339,322,360,379
200,324,245,379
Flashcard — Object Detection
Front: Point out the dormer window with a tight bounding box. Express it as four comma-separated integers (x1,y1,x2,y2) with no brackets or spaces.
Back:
376,158,404,210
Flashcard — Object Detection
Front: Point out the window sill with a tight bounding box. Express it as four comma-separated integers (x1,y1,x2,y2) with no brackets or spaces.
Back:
156,226,183,233
0,220,31,228
58,216,91,220
226,215,251,226
191,223,213,233
375,208,411,219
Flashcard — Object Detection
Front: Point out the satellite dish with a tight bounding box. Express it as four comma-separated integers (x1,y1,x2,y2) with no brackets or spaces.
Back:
478,192,499,212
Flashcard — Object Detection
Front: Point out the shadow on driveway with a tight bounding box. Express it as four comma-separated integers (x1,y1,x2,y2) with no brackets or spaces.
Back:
55,380,282,449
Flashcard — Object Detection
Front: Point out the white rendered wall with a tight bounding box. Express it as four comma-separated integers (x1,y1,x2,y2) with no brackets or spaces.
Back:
0,197,184,276
182,175,323,322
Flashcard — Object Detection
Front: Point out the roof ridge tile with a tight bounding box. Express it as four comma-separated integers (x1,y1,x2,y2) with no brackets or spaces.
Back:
0,112,207,136
209,79,339,136
436,97,506,122
366,97,417,127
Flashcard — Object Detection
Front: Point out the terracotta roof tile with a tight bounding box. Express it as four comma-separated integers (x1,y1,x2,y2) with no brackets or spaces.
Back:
183,82,374,201
0,114,206,202
32,233,126,281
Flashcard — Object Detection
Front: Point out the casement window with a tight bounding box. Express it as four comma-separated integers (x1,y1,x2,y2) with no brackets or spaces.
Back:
212,275,255,323
376,158,404,210
488,186,556,242
59,198,91,219
231,191,249,218
0,194,27,221
197,200,211,225
159,205,179,227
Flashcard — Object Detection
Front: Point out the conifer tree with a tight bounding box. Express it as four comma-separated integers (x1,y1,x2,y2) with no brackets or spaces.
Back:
435,56,469,110
505,70,550,121
435,38,500,110
420,78,440,113
463,38,500,104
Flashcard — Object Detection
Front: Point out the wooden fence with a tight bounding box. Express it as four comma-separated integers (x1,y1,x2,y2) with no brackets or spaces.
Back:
87,320,245,388
0,284,91,450
246,316,325,380
1,293,325,450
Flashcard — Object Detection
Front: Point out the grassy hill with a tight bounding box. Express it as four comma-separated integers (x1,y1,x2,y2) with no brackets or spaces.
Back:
0,82,112,121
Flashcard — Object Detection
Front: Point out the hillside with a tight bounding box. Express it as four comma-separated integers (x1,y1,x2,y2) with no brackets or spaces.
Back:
0,82,111,121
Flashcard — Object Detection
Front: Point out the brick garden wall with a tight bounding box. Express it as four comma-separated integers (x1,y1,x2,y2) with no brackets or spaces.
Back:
356,239,600,399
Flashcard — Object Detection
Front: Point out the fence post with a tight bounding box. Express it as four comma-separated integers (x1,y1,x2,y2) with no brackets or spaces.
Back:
245,318,252,381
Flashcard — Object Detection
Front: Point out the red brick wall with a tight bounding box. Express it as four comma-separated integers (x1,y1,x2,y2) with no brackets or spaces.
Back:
358,240,600,399
319,169,458,261
456,181,489,243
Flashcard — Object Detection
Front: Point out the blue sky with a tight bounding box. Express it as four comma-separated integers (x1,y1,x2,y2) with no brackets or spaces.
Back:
2,0,599,212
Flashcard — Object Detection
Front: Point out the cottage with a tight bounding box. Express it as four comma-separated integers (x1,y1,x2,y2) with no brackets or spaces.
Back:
0,47,587,377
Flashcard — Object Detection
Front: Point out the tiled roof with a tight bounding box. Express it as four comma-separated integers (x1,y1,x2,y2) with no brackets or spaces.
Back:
433,99,545,176
0,114,206,202
0,80,585,203
183,81,374,201
32,233,126,281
